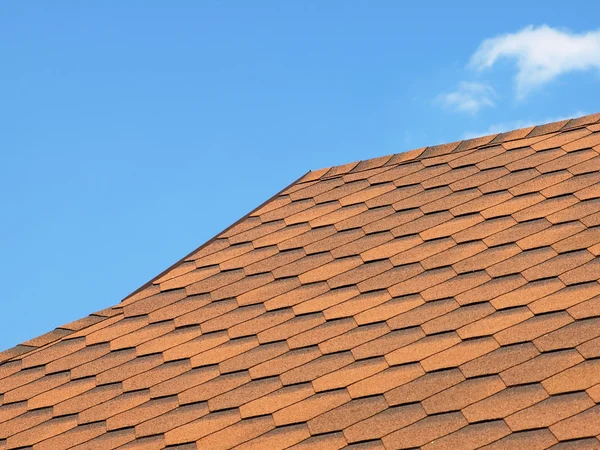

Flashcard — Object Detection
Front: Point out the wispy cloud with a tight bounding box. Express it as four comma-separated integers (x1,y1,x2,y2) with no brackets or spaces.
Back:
437,82,496,114
462,111,588,139
470,25,600,98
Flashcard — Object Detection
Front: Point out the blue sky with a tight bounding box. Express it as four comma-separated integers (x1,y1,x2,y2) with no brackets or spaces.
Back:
1,1,599,349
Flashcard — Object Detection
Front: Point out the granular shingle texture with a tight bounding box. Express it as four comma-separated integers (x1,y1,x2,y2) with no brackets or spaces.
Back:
2,113,600,449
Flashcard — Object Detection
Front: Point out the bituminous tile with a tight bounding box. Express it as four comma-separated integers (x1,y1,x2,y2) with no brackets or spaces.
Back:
293,286,360,315
328,259,393,289
560,258,600,285
208,377,281,411
343,403,426,443
307,396,388,435
164,409,241,445
194,243,254,267
302,229,364,255
285,201,342,225
381,411,468,449
421,375,505,414
273,389,351,426
149,365,220,398
365,184,423,208
138,320,205,353
95,353,163,386
354,295,424,325
324,290,392,320
347,363,424,397
513,195,579,222
312,357,388,392
421,337,499,372
363,209,425,234
159,266,221,291
257,312,325,343
393,165,451,187
2,370,70,404
330,231,394,258
534,317,600,352
421,302,495,335
309,204,368,228
242,246,306,277
201,304,265,333
421,241,487,270
505,392,594,431
453,215,516,243
517,220,586,250
106,396,178,431
6,415,78,449
456,274,527,305
259,199,315,223
494,311,574,346
190,336,258,367
548,199,600,223
480,429,558,450
218,341,288,373
388,266,456,297
542,359,600,394
147,294,211,324
314,180,370,204
287,431,348,450
449,167,508,191
233,424,310,449
422,421,511,450
319,322,389,354
109,320,175,350
500,349,584,386
421,271,491,302
390,211,453,238
385,332,461,366
569,296,600,320
460,342,539,378
458,307,533,339
483,218,551,247
387,298,458,329
279,351,354,385
480,168,540,194
162,330,229,362
351,327,425,359
264,282,329,310
239,383,315,418
357,263,424,293
287,317,357,349
491,277,564,309
177,371,251,405
477,146,534,170
421,188,482,214
486,246,557,278
529,281,600,314
248,346,321,380
463,383,548,423
392,186,452,212
420,214,484,240
510,170,573,197
550,405,600,441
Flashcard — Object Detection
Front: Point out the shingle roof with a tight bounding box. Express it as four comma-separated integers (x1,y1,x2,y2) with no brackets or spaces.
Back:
2,113,600,449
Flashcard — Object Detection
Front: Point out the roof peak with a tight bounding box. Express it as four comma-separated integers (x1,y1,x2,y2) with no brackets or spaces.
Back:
302,112,600,184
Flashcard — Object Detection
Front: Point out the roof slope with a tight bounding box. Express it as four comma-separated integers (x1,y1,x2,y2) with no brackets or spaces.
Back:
2,113,600,449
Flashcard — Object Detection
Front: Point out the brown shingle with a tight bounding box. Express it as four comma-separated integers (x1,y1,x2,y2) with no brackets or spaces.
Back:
542,359,600,394
421,375,505,414
273,389,351,426
422,421,511,450
8,115,600,449
381,412,468,449
460,342,539,378
384,368,465,406
500,349,583,386
505,392,594,431
463,383,548,423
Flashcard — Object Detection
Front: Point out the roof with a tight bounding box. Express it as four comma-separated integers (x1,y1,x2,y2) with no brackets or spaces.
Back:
2,113,600,450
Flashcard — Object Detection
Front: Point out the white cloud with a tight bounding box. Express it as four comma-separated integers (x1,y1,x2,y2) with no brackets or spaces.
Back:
438,82,496,114
470,25,600,98
462,111,588,139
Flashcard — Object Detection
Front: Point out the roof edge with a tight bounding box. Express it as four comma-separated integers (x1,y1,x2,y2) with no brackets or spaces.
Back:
301,112,600,184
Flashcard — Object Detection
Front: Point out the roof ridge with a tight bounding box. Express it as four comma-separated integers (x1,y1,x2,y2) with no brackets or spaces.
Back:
302,112,600,184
